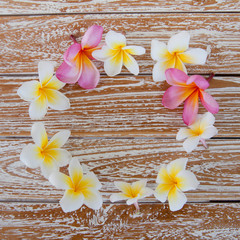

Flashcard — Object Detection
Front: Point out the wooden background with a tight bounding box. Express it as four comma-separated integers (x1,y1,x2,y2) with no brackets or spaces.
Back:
0,0,240,239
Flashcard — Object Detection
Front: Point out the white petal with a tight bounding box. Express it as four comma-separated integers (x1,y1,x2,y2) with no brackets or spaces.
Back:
126,197,139,205
183,136,200,153
123,46,145,55
82,189,103,210
38,61,54,86
132,179,147,190
44,89,70,111
176,128,193,141
105,30,126,49
114,181,131,194
104,52,123,76
167,158,188,177
44,76,65,90
17,80,41,101
110,193,129,202
81,172,102,190
200,112,215,128
92,45,115,61
123,52,139,75
200,126,218,139
29,94,48,120
167,31,190,54
60,190,84,213
47,130,70,149
40,158,58,179
175,57,187,73
176,170,199,191
151,40,168,61
179,48,208,65
49,171,72,189
68,159,83,185
152,60,175,82
20,144,42,168
154,183,172,203
31,122,48,148
141,187,154,198
168,186,187,211
156,165,172,184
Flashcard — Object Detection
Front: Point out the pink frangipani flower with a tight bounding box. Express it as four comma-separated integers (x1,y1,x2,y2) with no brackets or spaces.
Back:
162,68,219,125
56,25,103,89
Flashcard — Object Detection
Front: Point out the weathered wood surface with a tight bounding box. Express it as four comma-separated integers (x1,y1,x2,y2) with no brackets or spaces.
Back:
1,0,240,14
1,138,240,201
1,202,239,239
1,14,240,74
1,75,239,137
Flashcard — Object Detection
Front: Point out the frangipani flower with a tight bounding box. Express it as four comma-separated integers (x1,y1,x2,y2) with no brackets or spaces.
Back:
20,122,71,178
110,180,153,212
154,158,199,211
92,30,145,76
151,31,208,82
162,68,219,125
17,61,70,120
177,112,218,153
49,159,102,213
56,25,103,89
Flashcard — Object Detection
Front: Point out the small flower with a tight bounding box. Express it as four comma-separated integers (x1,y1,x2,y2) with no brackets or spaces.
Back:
162,68,219,125
93,30,145,76
151,31,208,82
49,159,102,213
154,158,199,211
17,61,70,120
177,112,218,153
20,122,71,178
110,180,153,212
56,25,103,89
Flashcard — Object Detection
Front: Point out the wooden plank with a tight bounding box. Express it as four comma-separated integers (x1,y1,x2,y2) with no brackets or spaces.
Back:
0,14,240,74
1,138,240,201
0,0,240,14
0,75,239,137
0,202,239,239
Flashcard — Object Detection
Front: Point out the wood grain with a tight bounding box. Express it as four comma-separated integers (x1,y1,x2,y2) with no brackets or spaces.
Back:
1,202,239,239
1,138,240,201
1,0,240,14
0,14,240,74
1,75,239,137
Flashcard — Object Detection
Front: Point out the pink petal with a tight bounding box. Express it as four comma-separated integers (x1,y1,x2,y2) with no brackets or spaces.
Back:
186,75,209,90
162,86,196,109
81,25,103,49
165,68,189,86
63,43,81,66
183,91,199,125
77,55,100,89
56,61,81,84
200,90,219,114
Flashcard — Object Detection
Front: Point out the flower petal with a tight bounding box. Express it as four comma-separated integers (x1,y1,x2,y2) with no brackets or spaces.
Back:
69,159,83,186
60,190,84,213
40,155,58,178
17,81,41,101
104,52,123,76
162,86,195,109
44,76,65,90
200,90,219,114
47,130,71,149
186,75,209,90
183,90,199,125
44,148,71,167
168,186,187,211
110,193,129,202
123,52,139,75
176,128,193,140
31,122,48,148
167,31,190,54
156,166,172,184
165,68,189,86
167,158,188,178
63,43,81,66
123,46,145,55
154,183,172,203
183,136,200,153
44,89,70,110
92,45,116,61
151,40,169,61
126,197,139,205
114,181,131,195
77,55,100,89
80,172,102,190
141,187,154,198
176,170,199,191
106,30,126,49
20,144,42,168
81,25,103,49
29,93,48,120
38,61,54,86
49,171,72,189
175,57,187,73
200,126,218,139
179,48,207,65
153,59,175,82
82,189,103,210
200,112,215,127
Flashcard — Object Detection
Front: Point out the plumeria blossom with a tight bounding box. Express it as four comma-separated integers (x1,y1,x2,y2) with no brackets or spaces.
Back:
92,30,145,76
177,112,218,153
49,159,102,213
162,68,219,125
154,158,199,211
20,122,71,178
56,25,103,89
151,31,208,82
110,180,153,212
17,61,70,120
